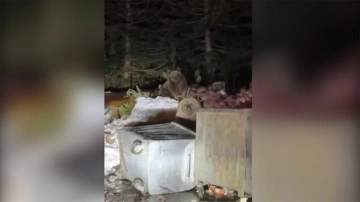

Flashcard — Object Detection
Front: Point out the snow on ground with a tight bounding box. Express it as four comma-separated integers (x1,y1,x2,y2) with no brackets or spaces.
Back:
104,96,178,175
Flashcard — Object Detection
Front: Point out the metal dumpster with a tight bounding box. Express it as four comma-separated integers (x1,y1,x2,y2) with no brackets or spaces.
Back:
117,122,196,195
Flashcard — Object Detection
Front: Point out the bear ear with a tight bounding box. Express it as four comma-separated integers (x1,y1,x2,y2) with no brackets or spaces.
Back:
176,67,181,72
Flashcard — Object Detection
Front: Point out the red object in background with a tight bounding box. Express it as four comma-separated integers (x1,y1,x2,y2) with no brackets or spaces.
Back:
105,84,253,110
199,87,252,109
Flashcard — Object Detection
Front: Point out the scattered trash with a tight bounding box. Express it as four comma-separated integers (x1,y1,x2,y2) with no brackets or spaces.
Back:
105,134,116,144
196,183,240,201
188,83,252,109
209,184,227,196
209,81,225,91
158,195,166,202
105,108,114,124
105,96,136,119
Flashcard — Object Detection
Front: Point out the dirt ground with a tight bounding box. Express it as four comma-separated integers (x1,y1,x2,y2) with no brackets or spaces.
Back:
105,177,244,202
105,178,201,202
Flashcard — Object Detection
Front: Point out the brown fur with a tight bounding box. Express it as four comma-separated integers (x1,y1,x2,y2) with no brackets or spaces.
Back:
158,69,188,101
125,109,177,127
174,117,196,131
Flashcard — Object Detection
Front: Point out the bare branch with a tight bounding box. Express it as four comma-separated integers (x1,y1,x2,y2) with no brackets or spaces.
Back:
128,62,167,77
132,1,167,24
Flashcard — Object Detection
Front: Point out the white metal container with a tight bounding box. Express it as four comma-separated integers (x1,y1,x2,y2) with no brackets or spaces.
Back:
118,122,196,195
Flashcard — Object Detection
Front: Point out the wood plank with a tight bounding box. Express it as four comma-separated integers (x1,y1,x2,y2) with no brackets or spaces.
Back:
194,109,252,196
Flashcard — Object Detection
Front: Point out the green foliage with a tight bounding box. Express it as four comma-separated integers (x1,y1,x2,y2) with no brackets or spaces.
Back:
118,103,132,118
117,85,151,119
195,69,202,83
126,85,150,98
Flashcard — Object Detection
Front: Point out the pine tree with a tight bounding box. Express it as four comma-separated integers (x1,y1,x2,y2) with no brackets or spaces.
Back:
105,0,252,88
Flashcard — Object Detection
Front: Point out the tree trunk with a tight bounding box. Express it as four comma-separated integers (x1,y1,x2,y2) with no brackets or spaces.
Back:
204,0,213,84
170,40,176,68
124,0,132,70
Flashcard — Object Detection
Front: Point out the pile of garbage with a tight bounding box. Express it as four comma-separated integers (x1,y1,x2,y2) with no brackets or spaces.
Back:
188,83,252,109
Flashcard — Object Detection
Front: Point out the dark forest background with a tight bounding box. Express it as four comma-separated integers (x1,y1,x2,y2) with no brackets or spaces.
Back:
105,0,251,92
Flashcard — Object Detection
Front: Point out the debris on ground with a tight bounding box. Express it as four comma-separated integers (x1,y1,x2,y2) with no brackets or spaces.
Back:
158,195,166,202
105,96,136,119
105,86,150,120
126,85,151,98
188,83,252,109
